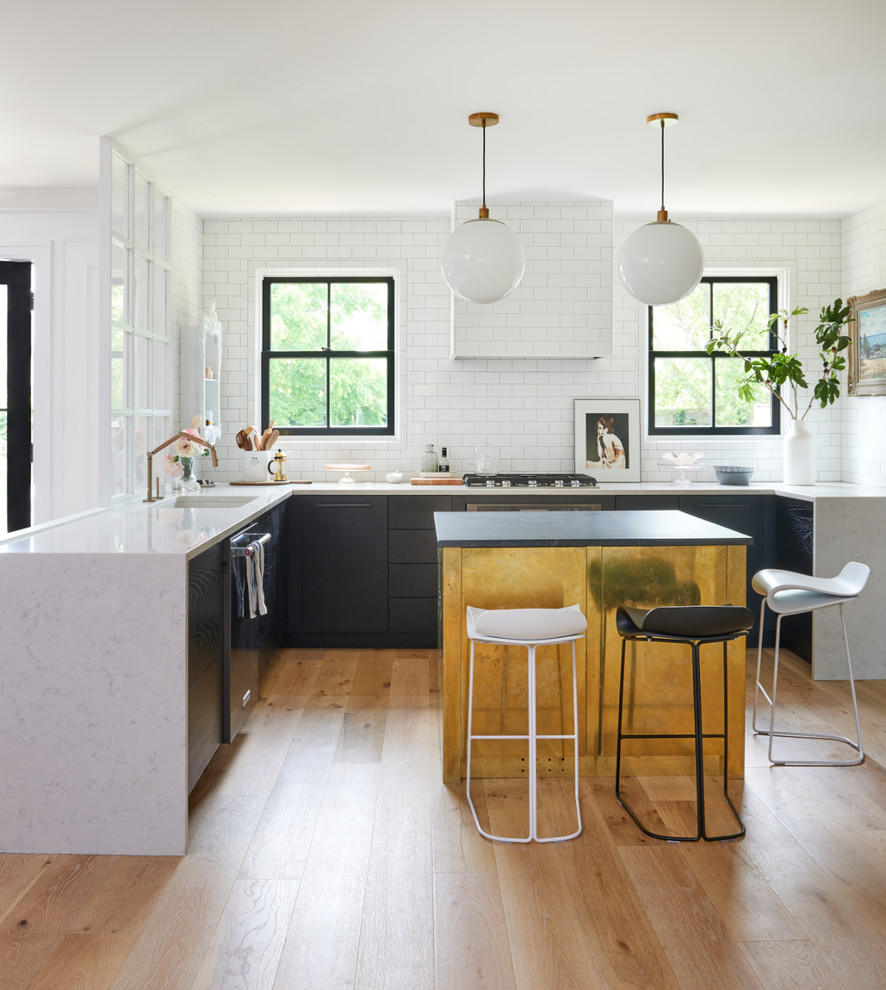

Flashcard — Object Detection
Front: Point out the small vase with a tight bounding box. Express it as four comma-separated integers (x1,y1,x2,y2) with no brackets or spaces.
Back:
783,420,815,486
179,456,198,492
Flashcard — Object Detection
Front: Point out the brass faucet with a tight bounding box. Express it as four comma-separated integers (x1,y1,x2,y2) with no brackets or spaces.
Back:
144,431,219,502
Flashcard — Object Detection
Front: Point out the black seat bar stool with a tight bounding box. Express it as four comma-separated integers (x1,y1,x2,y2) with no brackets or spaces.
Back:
615,603,754,842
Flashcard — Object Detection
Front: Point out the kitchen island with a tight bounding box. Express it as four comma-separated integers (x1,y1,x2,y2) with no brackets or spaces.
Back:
435,509,752,784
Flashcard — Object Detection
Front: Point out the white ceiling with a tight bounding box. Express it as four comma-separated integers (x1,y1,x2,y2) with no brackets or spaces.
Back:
4,0,885,218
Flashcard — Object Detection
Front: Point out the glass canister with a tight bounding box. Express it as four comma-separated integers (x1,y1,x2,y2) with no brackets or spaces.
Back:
420,444,438,472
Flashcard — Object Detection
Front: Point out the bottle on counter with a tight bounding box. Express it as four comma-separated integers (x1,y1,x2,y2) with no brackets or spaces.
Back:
438,446,450,473
420,443,438,473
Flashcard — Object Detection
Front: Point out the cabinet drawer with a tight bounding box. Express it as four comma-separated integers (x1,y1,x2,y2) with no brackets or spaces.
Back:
389,529,438,564
389,495,451,529
615,495,679,511
389,597,438,633
389,563,438,598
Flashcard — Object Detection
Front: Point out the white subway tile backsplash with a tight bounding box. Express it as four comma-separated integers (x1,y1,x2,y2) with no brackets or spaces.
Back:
196,204,886,486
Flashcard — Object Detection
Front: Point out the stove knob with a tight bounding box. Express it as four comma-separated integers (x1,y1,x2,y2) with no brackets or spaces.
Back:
486,479,495,487
554,479,564,487
571,479,581,487
502,479,511,487
528,479,537,487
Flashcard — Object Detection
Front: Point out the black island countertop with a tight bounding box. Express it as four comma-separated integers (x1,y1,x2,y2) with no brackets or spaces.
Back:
434,509,753,548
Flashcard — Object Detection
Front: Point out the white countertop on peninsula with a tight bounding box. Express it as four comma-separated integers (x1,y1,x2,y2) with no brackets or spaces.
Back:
0,486,292,556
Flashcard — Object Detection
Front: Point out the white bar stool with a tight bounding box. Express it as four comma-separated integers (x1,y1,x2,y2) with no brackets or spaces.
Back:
465,604,587,843
752,562,869,766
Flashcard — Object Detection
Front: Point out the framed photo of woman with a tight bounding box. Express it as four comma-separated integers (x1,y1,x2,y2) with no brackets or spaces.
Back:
574,399,641,482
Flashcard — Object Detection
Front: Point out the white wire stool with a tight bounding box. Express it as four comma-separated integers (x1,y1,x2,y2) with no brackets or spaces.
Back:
465,604,586,843
752,562,869,767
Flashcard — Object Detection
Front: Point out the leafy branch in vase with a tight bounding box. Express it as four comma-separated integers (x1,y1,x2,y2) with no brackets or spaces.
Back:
706,299,853,421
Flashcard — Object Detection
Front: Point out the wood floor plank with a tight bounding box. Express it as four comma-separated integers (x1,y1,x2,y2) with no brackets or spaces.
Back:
379,658,437,791
238,743,335,881
109,796,265,990
272,763,379,990
678,841,806,943
190,878,299,990
0,855,52,926
737,819,886,989
738,938,848,990
431,785,497,874
618,844,765,990
353,789,434,990
434,872,517,990
495,780,681,990
21,932,128,990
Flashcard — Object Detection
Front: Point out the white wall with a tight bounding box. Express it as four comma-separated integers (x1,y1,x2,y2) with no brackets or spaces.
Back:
841,200,886,487
201,212,849,485
0,200,100,522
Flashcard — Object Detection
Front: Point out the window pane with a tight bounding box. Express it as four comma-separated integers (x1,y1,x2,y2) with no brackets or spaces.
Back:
133,254,149,331
653,358,712,427
651,282,710,350
154,193,169,263
152,338,168,411
110,416,129,496
268,358,326,427
152,267,168,337
111,153,128,237
110,329,128,410
713,283,771,349
330,282,389,350
269,283,327,350
133,334,150,410
330,358,388,427
133,171,149,249
111,241,126,325
714,357,773,427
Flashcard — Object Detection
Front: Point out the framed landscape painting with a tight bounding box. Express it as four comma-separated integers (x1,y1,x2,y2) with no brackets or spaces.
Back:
574,399,641,482
848,288,886,396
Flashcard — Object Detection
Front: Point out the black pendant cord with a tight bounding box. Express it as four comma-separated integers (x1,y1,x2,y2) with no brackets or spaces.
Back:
660,119,666,214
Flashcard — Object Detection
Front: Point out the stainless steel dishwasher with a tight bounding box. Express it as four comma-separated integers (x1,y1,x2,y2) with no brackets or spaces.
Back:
226,529,272,741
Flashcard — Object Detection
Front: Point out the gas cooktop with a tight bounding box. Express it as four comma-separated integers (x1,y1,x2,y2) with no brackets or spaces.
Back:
462,473,598,488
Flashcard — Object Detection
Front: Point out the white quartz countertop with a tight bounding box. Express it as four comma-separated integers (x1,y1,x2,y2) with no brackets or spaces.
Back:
0,486,292,557
2,479,883,556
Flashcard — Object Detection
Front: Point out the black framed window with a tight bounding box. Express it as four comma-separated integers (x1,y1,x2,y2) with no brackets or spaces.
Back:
648,275,780,436
261,276,395,437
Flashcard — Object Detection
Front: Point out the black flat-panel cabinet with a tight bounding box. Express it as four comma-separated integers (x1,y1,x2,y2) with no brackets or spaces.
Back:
187,541,224,792
388,495,450,646
299,495,389,635
774,496,813,660
678,493,776,644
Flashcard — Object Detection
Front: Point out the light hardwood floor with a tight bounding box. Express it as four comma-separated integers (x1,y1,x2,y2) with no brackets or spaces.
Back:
3,646,886,990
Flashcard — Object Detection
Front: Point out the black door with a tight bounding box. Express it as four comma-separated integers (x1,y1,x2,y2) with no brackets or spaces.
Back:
1,261,32,534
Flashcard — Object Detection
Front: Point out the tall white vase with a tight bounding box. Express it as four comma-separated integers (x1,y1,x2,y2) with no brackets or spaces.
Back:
783,420,815,485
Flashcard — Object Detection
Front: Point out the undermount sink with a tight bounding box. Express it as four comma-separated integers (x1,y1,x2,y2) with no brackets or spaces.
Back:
157,495,259,508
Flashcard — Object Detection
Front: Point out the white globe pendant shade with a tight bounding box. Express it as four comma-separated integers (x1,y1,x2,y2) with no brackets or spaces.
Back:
618,219,704,306
441,218,525,304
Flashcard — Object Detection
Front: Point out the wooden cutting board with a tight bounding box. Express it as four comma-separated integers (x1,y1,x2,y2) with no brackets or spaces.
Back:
229,480,312,485
410,477,464,486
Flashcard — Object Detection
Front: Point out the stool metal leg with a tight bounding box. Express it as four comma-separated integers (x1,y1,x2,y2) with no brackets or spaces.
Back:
616,636,745,842
753,602,864,767
534,639,582,843
466,637,582,843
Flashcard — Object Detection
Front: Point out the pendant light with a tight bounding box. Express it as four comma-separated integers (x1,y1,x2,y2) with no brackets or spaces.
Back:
618,112,704,306
441,112,525,304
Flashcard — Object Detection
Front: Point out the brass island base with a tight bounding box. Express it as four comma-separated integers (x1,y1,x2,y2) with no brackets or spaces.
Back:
440,543,747,783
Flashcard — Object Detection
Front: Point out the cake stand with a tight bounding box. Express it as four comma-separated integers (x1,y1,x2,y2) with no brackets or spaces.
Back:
658,462,703,488
324,463,371,484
